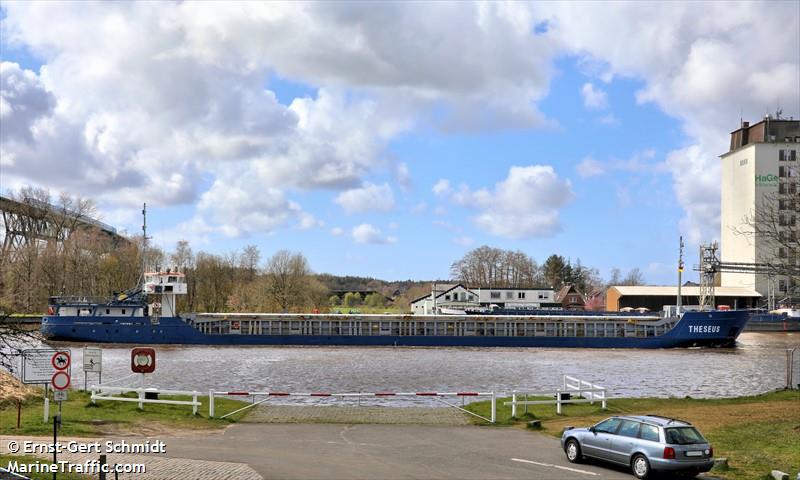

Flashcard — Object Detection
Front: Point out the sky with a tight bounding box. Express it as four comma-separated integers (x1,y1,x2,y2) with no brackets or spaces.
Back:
0,1,798,284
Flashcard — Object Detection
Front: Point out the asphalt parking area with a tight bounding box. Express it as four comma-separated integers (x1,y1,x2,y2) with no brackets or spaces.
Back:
158,423,633,479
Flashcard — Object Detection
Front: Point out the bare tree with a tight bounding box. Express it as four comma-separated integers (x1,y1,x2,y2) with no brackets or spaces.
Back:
451,246,541,288
263,250,312,311
732,188,800,302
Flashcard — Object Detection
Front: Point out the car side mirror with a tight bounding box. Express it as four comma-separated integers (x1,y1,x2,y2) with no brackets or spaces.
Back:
589,427,596,434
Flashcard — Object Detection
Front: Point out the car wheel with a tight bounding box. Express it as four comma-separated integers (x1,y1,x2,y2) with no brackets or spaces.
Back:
565,439,582,463
631,454,651,479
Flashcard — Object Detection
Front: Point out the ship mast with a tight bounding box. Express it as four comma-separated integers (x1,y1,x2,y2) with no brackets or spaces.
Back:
676,236,684,313
141,203,149,289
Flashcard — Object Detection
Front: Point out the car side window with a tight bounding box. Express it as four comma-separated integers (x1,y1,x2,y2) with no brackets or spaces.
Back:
640,424,660,442
617,420,641,438
594,418,622,434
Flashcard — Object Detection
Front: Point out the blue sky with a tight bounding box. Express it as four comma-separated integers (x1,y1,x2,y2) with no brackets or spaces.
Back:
1,2,798,284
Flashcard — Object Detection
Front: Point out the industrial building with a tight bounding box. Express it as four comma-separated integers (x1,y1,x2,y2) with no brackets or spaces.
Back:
606,285,761,312
720,116,799,304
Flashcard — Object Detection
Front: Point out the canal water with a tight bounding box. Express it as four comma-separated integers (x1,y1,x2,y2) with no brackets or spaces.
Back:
18,332,800,404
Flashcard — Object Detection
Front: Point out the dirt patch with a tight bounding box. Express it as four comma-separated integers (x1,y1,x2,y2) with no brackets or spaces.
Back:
542,400,800,436
0,370,40,405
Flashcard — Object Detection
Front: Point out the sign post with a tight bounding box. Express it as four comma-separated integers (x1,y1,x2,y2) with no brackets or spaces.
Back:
131,348,156,410
83,346,103,390
50,350,70,480
21,349,58,422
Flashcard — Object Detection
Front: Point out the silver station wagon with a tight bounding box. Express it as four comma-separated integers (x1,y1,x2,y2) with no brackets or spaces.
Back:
560,415,714,479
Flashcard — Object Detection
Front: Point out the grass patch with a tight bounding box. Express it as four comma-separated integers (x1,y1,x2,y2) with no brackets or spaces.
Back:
1,454,93,480
465,389,800,479
0,389,250,437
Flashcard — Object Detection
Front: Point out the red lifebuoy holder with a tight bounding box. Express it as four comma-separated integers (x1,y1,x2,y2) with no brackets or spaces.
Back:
131,347,156,373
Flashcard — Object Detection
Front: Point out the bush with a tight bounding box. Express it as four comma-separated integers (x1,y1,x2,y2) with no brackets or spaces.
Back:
343,292,362,307
328,295,341,306
364,293,386,308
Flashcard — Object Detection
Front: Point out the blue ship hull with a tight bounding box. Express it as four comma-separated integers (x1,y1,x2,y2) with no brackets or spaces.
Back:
41,310,749,348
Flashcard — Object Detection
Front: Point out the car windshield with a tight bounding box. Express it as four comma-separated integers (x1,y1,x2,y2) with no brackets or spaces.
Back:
665,427,706,445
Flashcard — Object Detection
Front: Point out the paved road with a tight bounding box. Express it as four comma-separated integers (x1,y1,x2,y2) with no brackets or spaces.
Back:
157,424,632,480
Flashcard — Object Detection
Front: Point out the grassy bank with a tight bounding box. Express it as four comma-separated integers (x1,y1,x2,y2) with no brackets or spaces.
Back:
0,389,250,437
465,389,800,479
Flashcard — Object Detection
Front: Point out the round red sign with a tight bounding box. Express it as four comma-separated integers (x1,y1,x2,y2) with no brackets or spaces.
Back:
51,371,71,390
51,351,71,370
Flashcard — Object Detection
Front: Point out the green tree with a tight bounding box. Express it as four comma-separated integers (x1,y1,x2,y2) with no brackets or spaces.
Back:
364,293,386,308
329,295,342,306
343,292,362,307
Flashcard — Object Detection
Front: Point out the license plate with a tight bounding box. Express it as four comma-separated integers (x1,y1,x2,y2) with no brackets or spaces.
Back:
685,451,703,457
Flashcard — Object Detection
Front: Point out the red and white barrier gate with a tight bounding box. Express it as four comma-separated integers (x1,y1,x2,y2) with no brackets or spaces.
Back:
208,390,497,423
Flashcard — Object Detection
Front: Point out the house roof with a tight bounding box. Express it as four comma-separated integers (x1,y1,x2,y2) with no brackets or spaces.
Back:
610,285,761,297
555,284,585,302
410,283,476,305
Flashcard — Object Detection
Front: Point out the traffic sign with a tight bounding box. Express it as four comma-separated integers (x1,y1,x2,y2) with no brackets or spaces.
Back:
131,347,156,373
53,390,68,402
52,351,71,370
21,349,58,384
83,347,102,373
51,371,71,390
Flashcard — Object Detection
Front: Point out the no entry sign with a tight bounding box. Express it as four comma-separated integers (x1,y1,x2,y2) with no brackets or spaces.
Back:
51,371,71,390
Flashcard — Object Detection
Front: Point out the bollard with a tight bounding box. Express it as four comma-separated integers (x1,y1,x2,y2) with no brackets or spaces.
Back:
99,454,107,480
43,397,49,423
138,388,144,410
490,392,496,424
209,390,215,418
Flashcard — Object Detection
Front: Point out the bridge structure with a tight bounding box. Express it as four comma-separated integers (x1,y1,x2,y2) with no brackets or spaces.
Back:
0,194,128,262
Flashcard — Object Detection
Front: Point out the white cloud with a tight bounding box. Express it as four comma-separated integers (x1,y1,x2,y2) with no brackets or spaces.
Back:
576,156,605,178
445,165,574,239
542,1,799,243
598,113,619,125
335,182,395,214
352,223,397,244
432,179,452,196
394,162,411,190
453,236,474,247
330,227,344,237
581,82,607,110
0,62,55,144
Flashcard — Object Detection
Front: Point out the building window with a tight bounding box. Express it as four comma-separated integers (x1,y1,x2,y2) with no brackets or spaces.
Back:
445,295,451,301
779,149,797,162
518,292,526,299
538,293,546,299
506,291,513,299
490,291,501,299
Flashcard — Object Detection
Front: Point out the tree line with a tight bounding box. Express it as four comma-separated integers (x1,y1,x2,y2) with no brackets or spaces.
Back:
450,245,645,294
1,188,650,315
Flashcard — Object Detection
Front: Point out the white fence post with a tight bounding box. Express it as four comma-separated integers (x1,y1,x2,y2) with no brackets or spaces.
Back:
138,389,144,410
192,392,198,415
490,392,496,424
556,389,562,415
43,397,49,423
601,389,607,410
209,390,215,418
511,391,517,418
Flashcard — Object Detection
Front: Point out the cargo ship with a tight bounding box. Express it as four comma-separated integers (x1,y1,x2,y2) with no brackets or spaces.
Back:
41,270,749,348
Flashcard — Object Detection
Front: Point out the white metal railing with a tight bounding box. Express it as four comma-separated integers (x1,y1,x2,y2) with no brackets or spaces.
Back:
90,385,201,414
504,375,609,416
208,390,497,423
563,374,607,407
